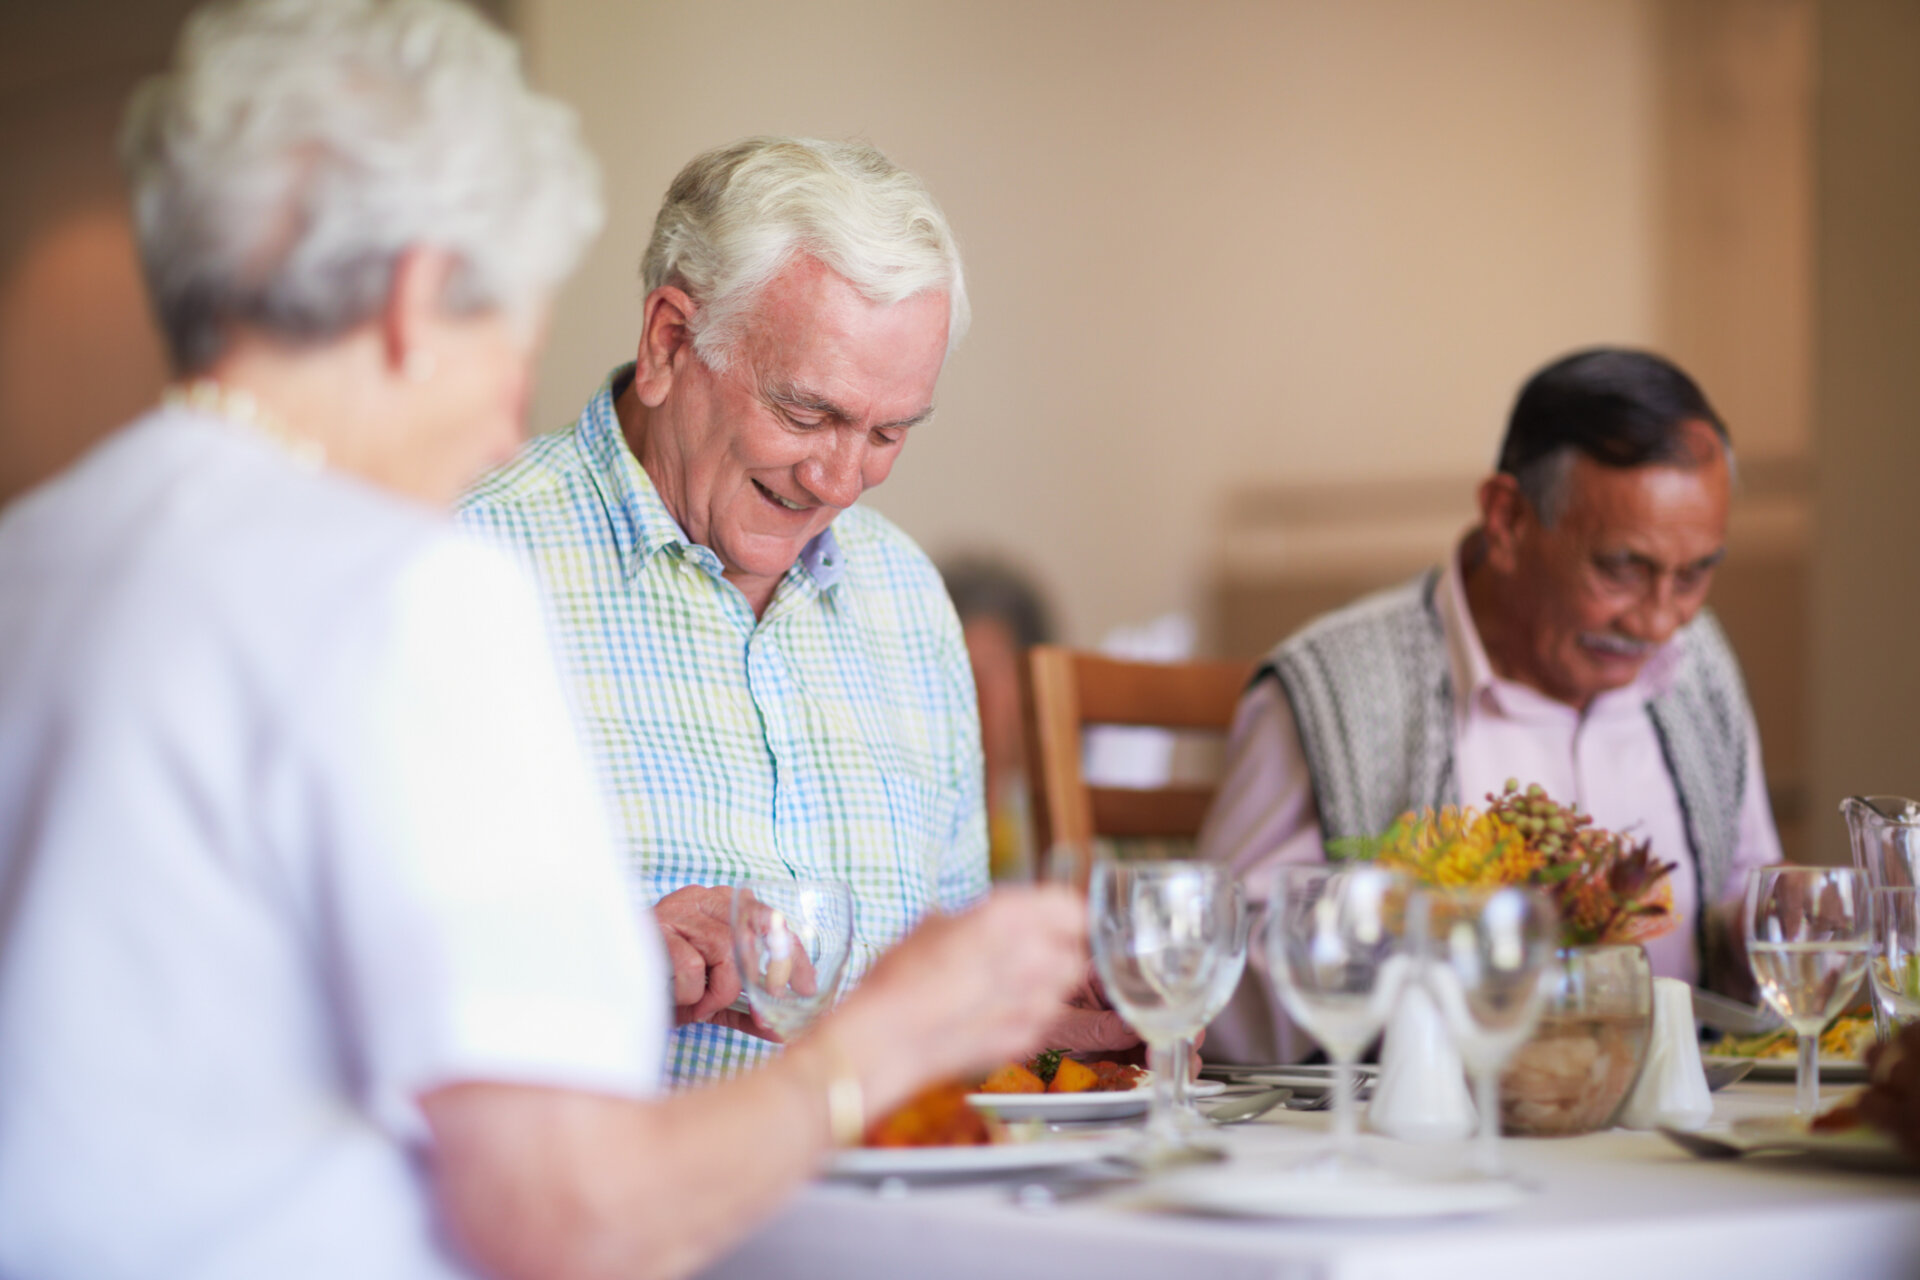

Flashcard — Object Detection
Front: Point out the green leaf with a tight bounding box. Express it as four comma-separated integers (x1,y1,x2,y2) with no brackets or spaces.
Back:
1031,1047,1063,1085
1324,835,1382,863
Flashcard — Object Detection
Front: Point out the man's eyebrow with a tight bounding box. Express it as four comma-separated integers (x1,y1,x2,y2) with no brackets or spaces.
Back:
766,384,851,421
1689,548,1728,571
1605,547,1728,572
765,381,935,430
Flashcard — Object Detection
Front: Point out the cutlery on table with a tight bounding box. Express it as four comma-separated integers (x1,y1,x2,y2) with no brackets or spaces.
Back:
1202,1086,1292,1124
1690,988,1782,1037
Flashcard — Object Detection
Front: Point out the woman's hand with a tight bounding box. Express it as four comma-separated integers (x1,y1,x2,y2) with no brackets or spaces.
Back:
819,887,1086,1117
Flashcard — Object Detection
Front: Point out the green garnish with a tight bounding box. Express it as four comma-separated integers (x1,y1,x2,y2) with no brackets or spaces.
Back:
1030,1048,1064,1085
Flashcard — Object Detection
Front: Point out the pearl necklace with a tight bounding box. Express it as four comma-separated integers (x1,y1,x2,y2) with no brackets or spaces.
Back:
162,379,326,470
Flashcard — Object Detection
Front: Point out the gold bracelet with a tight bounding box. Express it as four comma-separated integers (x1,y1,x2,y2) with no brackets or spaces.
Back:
817,1033,865,1148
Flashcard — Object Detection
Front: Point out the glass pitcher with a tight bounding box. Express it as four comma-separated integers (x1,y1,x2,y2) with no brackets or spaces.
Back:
1841,795,1920,1040
1842,795,1920,890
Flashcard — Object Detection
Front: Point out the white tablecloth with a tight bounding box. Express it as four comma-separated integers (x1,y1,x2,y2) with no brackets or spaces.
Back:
697,1083,1920,1280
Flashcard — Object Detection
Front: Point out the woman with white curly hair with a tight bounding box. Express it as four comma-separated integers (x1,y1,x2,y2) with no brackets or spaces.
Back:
0,3,1085,1277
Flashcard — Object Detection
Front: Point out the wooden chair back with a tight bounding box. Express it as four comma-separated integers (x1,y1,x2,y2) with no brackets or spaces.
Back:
1021,644,1257,879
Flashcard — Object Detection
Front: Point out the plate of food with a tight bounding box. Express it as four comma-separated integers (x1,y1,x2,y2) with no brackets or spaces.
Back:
967,1050,1224,1122
1704,1013,1876,1083
828,1130,1135,1178
827,1080,1135,1178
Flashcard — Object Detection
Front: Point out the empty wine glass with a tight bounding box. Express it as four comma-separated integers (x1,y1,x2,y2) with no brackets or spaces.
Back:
1417,886,1557,1178
729,878,854,1039
1745,865,1870,1116
1173,885,1253,1128
1263,865,1413,1170
1870,887,1920,1034
1089,860,1235,1158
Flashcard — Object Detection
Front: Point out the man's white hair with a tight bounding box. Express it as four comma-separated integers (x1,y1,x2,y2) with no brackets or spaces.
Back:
121,0,603,373
640,137,969,371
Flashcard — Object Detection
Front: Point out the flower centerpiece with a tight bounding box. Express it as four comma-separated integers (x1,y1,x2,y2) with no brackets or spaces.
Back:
1341,781,1677,1136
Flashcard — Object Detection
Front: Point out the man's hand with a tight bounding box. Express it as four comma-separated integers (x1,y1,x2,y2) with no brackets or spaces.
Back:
651,886,775,1039
1041,966,1142,1056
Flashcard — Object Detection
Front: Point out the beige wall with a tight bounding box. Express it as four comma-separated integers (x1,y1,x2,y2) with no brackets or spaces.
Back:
1809,0,1920,863
520,0,1665,646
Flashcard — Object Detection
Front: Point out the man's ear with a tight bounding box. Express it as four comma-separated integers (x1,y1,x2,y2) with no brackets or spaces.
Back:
1478,472,1531,576
632,286,698,408
382,247,459,378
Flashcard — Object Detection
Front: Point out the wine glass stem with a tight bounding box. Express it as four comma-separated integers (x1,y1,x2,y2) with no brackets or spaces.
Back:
1796,1028,1820,1116
1145,1038,1181,1147
1172,1037,1192,1114
1474,1068,1503,1177
1330,1053,1359,1157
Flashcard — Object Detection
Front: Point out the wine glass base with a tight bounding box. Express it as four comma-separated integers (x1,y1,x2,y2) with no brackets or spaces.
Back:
1281,1146,1394,1183
1123,1131,1229,1172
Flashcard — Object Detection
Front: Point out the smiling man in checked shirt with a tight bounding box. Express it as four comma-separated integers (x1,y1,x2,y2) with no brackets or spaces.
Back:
461,137,1136,1084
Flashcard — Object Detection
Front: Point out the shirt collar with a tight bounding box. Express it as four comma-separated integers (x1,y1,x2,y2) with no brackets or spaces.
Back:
574,364,846,592
1436,532,1682,722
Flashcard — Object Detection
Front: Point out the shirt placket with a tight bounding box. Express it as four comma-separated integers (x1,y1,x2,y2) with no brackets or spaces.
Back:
746,569,828,886
745,622,809,881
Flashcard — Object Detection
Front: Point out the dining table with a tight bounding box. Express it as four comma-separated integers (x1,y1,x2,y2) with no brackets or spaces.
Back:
695,1080,1920,1280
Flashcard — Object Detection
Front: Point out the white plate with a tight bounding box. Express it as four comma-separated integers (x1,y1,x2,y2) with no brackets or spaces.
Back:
1704,1055,1870,1084
968,1079,1224,1122
825,1132,1135,1178
1147,1168,1531,1220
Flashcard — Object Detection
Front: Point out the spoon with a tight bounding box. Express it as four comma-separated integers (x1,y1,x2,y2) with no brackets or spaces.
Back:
1204,1086,1293,1125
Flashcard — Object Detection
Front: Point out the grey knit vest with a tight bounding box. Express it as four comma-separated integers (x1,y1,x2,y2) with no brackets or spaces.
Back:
1265,569,1753,977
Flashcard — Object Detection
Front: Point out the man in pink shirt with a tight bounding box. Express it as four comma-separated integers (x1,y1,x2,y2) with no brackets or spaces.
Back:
1199,348,1781,1062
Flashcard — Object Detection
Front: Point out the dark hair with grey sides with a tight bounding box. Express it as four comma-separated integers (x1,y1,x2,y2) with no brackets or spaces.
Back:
1497,348,1731,525
939,556,1054,652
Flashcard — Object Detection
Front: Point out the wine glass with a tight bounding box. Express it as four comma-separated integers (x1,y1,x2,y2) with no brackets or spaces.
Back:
1089,859,1235,1158
1173,884,1252,1128
1870,887,1920,1035
1745,865,1870,1116
729,878,854,1039
1417,886,1557,1178
1263,865,1413,1170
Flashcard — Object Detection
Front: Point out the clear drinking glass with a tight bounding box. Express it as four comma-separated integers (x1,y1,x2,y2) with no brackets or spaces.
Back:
1263,865,1412,1170
729,878,854,1039
1417,886,1558,1178
1745,865,1870,1115
1870,887,1920,1032
1173,885,1253,1127
1089,859,1235,1158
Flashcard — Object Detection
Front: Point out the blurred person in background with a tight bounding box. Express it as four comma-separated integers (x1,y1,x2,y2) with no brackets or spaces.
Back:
939,554,1056,882
459,136,1139,1083
0,3,1086,1277
1199,349,1780,1062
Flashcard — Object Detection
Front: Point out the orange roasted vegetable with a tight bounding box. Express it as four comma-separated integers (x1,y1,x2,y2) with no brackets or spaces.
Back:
1047,1057,1100,1093
863,1082,993,1148
979,1063,1045,1094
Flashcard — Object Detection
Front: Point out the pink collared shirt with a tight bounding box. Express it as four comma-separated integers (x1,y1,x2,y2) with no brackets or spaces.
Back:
1198,545,1781,1061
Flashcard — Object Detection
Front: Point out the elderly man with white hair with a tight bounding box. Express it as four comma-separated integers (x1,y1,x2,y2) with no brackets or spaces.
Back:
461,137,1138,1084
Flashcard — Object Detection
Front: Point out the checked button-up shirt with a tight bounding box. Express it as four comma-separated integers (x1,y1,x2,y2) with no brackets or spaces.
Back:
458,366,989,1085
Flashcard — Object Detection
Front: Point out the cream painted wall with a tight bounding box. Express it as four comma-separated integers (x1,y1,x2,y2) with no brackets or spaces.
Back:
519,0,1662,646
1809,0,1920,862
